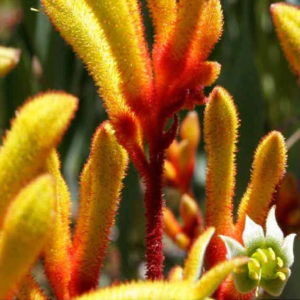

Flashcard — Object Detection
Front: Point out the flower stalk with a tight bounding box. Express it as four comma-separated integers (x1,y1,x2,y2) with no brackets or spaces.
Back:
144,147,165,279
40,0,222,279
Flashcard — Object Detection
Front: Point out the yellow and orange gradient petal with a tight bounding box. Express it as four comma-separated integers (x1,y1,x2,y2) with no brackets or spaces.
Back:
236,131,287,236
204,87,238,266
44,151,73,300
70,122,128,296
0,92,78,226
0,174,55,298
271,3,300,83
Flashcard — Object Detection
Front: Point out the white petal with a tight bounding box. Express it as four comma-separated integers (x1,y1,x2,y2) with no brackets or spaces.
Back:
281,233,296,267
242,216,265,251
219,235,247,259
265,205,284,248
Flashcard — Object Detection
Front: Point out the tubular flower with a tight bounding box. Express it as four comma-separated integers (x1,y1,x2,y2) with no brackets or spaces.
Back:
204,87,286,269
13,213,246,300
0,174,55,298
163,194,203,250
9,2,291,299
41,0,222,131
0,88,133,298
70,122,128,296
164,111,201,194
44,151,73,300
163,207,191,250
204,86,239,267
163,86,288,299
0,92,78,226
41,0,224,279
220,206,296,297
271,2,300,83
0,92,77,298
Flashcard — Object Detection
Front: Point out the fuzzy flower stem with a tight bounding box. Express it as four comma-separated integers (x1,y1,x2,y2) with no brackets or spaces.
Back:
144,150,165,279
144,129,166,280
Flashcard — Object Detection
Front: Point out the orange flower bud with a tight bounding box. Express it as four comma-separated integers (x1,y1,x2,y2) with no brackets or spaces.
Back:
236,131,287,234
204,86,238,266
204,86,238,234
180,194,203,237
168,266,183,281
0,174,55,298
71,122,128,296
0,92,77,226
164,160,177,185
44,151,72,300
164,112,201,193
180,112,200,150
163,208,190,250
271,3,300,82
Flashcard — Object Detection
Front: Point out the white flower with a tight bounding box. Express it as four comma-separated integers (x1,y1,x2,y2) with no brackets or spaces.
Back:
220,206,296,297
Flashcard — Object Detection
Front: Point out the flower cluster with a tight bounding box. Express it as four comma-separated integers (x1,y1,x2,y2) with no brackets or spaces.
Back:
0,0,297,299
0,62,246,298
162,85,292,299
0,93,246,299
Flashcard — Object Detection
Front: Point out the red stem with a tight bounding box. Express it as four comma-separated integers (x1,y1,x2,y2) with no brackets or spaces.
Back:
144,143,165,280
134,114,178,280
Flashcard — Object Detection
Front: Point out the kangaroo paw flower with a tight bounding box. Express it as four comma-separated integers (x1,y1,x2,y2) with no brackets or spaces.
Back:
221,206,296,297
163,207,190,250
236,131,287,234
271,3,300,83
204,86,238,266
0,92,78,226
164,111,200,193
0,174,55,298
146,0,176,50
44,151,72,300
70,122,128,296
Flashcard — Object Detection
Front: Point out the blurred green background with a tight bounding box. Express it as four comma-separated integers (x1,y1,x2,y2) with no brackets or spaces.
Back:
1,0,300,298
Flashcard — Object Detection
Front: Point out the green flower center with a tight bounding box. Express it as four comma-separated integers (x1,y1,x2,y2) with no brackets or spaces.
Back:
247,247,288,282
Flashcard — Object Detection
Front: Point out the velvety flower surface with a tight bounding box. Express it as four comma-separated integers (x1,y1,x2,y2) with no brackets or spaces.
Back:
271,2,300,83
